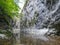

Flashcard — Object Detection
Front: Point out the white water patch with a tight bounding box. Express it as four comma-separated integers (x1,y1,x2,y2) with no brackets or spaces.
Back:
24,28,50,41
0,34,8,39
26,28,48,35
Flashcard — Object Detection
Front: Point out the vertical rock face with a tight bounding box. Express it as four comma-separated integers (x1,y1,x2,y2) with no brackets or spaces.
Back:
21,0,60,30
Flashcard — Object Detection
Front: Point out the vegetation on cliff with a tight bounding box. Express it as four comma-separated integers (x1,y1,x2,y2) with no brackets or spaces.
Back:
0,0,19,37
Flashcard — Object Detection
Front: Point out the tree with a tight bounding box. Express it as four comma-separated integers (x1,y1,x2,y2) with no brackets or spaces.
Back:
0,0,19,37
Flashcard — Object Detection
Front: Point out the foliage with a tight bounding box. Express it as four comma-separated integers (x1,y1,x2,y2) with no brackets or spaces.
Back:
51,22,60,36
0,0,19,28
46,0,59,10
23,0,29,8
0,0,19,37
0,0,19,19
20,11,39,29
0,29,13,37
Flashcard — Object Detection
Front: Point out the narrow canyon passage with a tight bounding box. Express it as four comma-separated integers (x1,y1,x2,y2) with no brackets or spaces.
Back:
0,0,60,45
